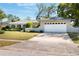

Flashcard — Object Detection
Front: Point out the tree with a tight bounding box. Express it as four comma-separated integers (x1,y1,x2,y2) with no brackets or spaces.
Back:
0,9,6,28
57,3,79,26
46,4,56,18
36,3,46,20
7,14,20,22
26,16,31,21
36,3,56,20
7,14,14,22
26,22,33,28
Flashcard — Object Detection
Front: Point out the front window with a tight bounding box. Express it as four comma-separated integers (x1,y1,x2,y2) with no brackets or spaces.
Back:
11,25,15,28
17,25,21,28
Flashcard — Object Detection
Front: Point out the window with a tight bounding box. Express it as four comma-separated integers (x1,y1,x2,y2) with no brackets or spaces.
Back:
47,23,49,24
45,23,46,24
11,25,15,28
61,23,63,24
53,23,54,24
58,23,60,24
55,23,57,24
17,25,21,28
23,25,26,28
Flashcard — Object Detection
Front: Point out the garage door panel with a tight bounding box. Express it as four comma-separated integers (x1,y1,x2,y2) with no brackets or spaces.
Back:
44,24,67,32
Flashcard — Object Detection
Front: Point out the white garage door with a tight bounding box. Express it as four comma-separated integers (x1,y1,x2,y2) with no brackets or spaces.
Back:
44,24,67,32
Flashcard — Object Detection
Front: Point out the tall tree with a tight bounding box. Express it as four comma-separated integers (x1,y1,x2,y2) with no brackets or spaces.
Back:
57,3,79,26
26,16,31,20
36,3,56,20
7,14,14,22
7,14,20,22
36,3,46,20
46,4,56,18
0,9,6,28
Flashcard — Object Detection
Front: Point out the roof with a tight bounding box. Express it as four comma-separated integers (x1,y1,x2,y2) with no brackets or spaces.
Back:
9,20,38,25
50,17,64,20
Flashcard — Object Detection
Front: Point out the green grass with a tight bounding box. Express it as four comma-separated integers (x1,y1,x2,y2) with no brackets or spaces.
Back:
0,31,39,40
68,32,79,44
0,41,17,47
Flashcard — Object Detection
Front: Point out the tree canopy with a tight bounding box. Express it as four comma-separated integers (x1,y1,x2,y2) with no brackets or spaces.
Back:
0,9,6,20
36,3,56,20
7,14,20,22
57,3,79,26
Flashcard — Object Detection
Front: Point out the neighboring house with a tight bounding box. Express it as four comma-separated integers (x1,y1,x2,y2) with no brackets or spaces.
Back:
0,18,9,27
9,20,38,28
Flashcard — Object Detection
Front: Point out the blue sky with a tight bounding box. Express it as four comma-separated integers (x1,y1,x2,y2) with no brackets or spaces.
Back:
0,3,57,20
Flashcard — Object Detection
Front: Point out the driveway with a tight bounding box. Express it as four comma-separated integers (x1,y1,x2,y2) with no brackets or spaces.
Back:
0,33,79,56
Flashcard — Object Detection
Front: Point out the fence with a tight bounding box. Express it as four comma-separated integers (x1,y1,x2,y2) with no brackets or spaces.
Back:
67,26,79,32
25,28,41,32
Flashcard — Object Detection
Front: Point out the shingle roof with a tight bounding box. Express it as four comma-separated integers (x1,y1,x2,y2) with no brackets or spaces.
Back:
9,20,38,25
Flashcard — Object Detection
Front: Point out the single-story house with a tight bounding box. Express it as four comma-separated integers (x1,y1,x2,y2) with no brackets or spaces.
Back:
39,18,74,32
9,17,79,32
26,18,79,32
9,20,38,28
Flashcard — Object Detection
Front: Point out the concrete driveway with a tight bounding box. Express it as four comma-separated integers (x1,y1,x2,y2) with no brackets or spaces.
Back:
0,33,79,56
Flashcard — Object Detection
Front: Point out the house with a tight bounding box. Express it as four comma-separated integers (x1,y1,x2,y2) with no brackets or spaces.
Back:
9,17,79,32
9,20,38,28
0,18,9,27
39,18,72,32
38,18,79,32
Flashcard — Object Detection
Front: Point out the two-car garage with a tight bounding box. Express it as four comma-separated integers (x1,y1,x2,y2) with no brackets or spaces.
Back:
44,22,67,32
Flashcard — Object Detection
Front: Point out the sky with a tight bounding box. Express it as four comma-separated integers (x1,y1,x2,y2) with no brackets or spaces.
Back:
0,3,58,20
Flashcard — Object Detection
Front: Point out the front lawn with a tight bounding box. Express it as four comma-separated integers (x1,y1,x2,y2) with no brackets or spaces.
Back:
68,32,79,44
0,41,17,47
0,31,39,40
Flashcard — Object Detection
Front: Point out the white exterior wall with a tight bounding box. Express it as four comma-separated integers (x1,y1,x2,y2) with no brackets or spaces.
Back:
25,28,41,32
39,19,79,32
67,25,79,32
44,24,67,32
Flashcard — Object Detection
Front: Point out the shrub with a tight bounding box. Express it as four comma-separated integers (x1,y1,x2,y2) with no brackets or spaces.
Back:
32,23,40,28
73,19,79,27
5,26,10,29
0,30,5,34
1,26,10,31
16,28,22,31
8,28,22,31
26,22,33,28
1,27,6,30
40,30,43,33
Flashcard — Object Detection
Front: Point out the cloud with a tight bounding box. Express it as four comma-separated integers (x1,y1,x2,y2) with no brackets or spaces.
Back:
16,3,37,11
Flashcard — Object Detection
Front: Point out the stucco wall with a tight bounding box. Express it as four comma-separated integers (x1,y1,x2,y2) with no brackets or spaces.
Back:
67,25,79,32
25,28,41,32
39,19,71,32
